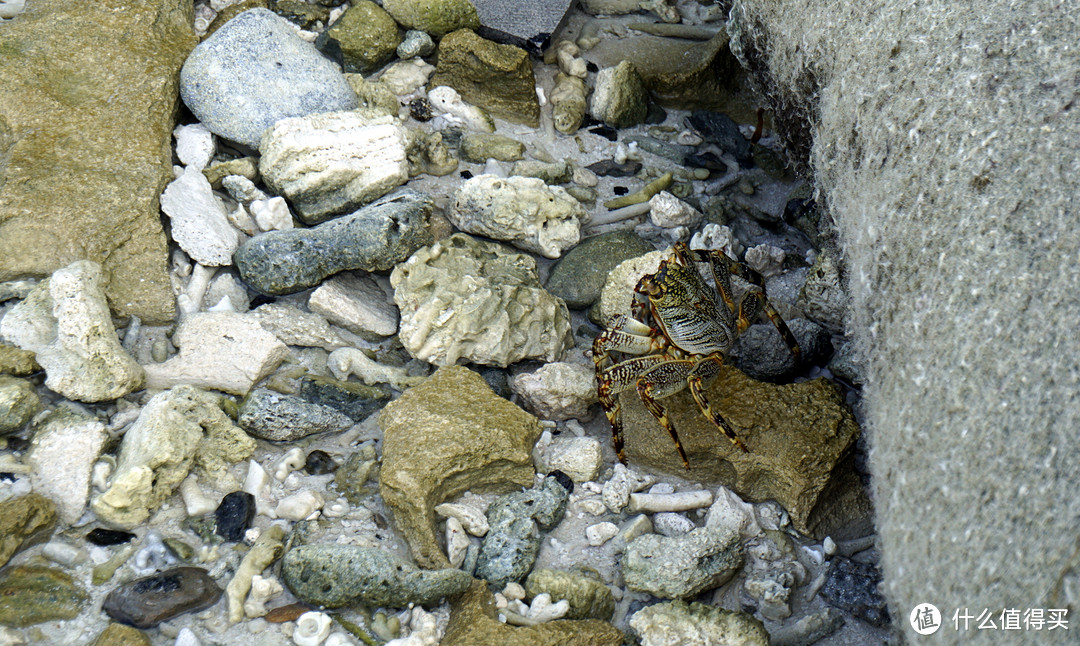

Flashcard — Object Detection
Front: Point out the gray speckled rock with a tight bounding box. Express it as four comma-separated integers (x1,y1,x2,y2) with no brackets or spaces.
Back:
475,475,570,588
545,231,655,309
180,8,358,148
298,374,392,423
282,544,472,608
0,375,40,436
235,189,434,296
623,526,743,599
238,389,355,442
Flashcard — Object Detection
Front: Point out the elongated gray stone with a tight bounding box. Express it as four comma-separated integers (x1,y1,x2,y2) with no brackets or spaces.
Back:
282,544,472,608
102,567,222,629
238,389,355,442
235,190,433,296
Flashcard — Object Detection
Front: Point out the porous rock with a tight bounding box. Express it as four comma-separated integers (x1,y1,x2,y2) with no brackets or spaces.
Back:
797,252,848,334
317,1,401,75
91,623,153,646
551,72,589,135
623,526,743,599
524,569,615,621
180,8,358,148
0,344,39,376
282,544,472,608
546,230,655,310
0,494,58,569
239,389,355,442
0,260,144,402
391,234,573,367
299,374,392,423
589,60,648,129
0,565,88,628
449,175,587,259
430,29,540,127
235,189,433,296
378,365,542,569
442,579,624,646
510,361,598,422
728,318,832,381
102,567,223,629
308,272,399,338
459,132,526,164
0,375,40,435
159,165,241,266
92,385,256,529
629,600,769,646
143,312,288,395
382,0,479,38
618,365,863,538
475,475,570,587
26,409,108,524
258,110,409,224
596,248,668,324
0,0,195,325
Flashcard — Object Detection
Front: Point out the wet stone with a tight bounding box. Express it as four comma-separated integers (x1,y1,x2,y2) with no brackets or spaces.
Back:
820,556,890,627
239,388,355,441
0,565,88,627
546,230,655,309
686,110,752,166
102,566,223,630
586,159,642,177
298,374,393,423
215,492,256,542
86,528,137,547
304,450,339,475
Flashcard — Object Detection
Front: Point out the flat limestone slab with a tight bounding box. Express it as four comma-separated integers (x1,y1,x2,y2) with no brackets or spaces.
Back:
0,0,196,324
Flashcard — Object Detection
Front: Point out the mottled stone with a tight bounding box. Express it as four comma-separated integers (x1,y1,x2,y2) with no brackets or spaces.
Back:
797,252,849,335
687,110,752,166
430,29,540,127
271,0,329,29
318,1,401,75
378,366,541,568
629,600,769,646
623,527,743,599
618,366,861,538
91,623,153,646
334,445,379,504
391,234,573,367
476,476,570,587
524,569,615,621
235,189,433,296
102,567,223,629
459,132,526,164
298,374,392,423
26,408,108,524
0,375,39,435
0,0,195,325
0,565,87,627
0,494,57,569
509,362,598,422
258,110,409,224
471,0,574,53
143,312,288,395
180,8,358,148
590,61,648,129
0,343,39,376
382,0,479,37
729,318,832,382
282,544,472,608
0,261,144,402
442,580,624,646
820,556,889,627
545,231,654,310
239,388,355,441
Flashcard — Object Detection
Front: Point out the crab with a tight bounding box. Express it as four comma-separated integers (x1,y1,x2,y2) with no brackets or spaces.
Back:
592,242,801,468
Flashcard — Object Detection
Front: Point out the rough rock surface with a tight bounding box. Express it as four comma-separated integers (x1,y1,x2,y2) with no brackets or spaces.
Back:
472,0,575,53
589,60,648,129
378,366,541,569
258,111,409,224
0,565,88,627
618,366,863,538
0,261,144,402
0,494,58,569
235,190,433,296
0,375,40,435
509,362,597,422
159,166,241,266
308,272,399,338
382,0,479,37
623,527,743,599
449,175,588,259
91,386,256,529
475,475,570,587
0,0,195,324
429,29,540,127
238,389,355,442
180,8,358,148
391,234,574,367
26,409,108,524
629,600,769,646
442,579,624,646
317,1,401,75
524,569,615,621
142,312,288,395
729,0,1080,626
247,303,353,351
282,544,472,608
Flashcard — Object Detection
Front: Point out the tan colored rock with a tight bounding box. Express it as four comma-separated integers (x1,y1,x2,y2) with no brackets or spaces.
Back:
91,623,153,646
617,365,860,538
0,494,58,569
596,249,668,324
26,409,108,524
0,344,39,376
443,579,624,646
0,0,196,324
379,366,541,569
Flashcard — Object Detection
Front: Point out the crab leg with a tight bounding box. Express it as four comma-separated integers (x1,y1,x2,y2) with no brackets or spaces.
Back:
596,355,668,464
687,354,749,453
632,358,703,469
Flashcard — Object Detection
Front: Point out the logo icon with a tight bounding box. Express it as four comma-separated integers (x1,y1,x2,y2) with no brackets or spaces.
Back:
910,603,942,635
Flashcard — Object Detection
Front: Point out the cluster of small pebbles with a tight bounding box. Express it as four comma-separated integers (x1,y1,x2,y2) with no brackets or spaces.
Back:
0,0,896,645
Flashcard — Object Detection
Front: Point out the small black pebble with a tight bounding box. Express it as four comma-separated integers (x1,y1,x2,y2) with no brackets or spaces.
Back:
304,450,338,475
588,124,618,141
249,294,276,309
214,491,256,542
86,528,137,546
409,97,433,122
548,470,574,494
4,436,29,452
613,185,629,196
460,170,473,180
586,61,599,73
0,473,17,483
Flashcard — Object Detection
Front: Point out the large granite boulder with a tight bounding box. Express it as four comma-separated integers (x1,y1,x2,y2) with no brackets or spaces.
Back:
0,0,196,324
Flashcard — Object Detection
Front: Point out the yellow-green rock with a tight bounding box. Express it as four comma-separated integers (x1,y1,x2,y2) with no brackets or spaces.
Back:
0,493,57,568
320,1,401,75
0,343,39,376
0,565,87,627
382,0,479,37
91,623,153,646
524,569,615,621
